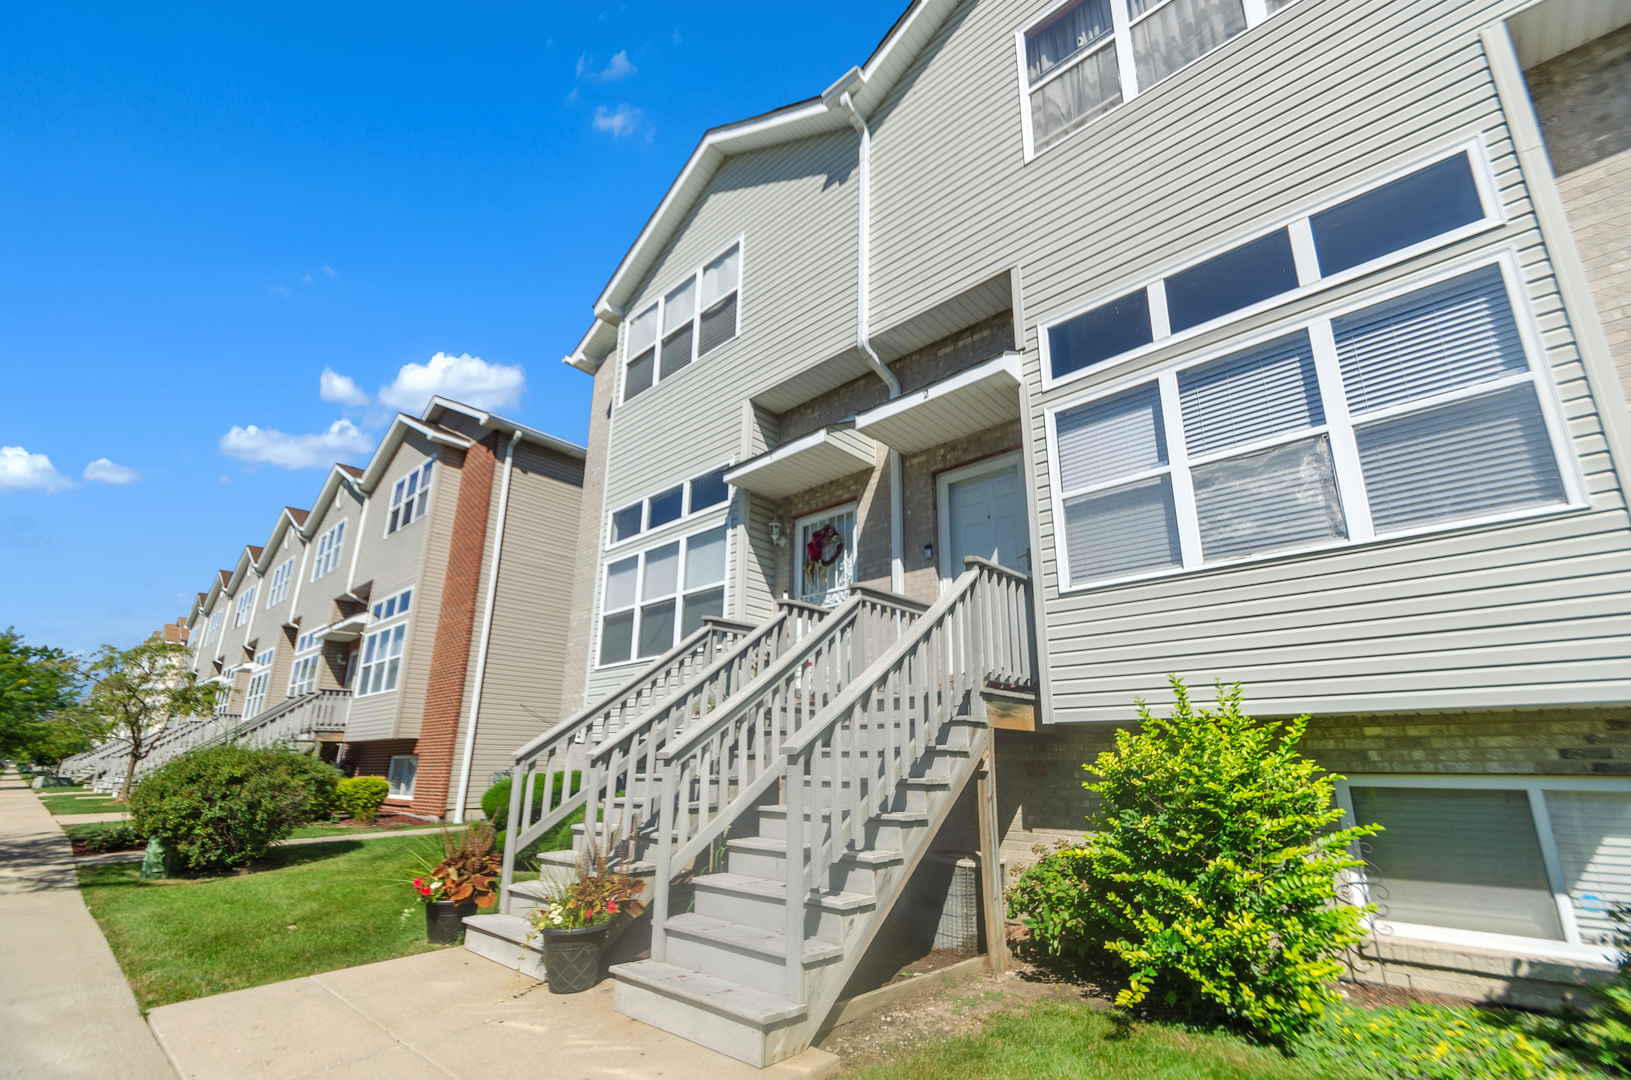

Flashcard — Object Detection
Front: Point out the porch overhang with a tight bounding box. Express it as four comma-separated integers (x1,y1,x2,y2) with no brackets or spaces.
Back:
724,425,878,499
316,614,368,644
853,352,1023,454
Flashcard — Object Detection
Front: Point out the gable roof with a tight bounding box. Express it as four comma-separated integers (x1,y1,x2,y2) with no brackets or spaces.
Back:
564,0,958,372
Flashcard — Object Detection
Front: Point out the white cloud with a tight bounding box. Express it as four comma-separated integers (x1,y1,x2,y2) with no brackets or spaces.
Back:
593,104,644,138
321,264,336,277
83,458,142,485
377,352,525,413
301,272,313,285
270,285,290,299
0,446,73,493
577,50,637,82
319,367,370,407
218,420,373,470
673,28,683,44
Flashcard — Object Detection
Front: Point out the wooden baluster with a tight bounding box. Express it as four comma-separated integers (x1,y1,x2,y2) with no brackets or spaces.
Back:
784,745,805,1002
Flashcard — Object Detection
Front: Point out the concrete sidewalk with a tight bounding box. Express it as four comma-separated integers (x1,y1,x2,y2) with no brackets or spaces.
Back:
0,771,176,1079
148,948,840,1080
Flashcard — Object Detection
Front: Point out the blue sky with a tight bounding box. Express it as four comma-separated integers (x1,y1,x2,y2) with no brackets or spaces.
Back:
0,1,902,655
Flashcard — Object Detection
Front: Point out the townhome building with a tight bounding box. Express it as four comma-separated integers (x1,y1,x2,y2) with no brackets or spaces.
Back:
535,0,1631,1061
183,398,585,821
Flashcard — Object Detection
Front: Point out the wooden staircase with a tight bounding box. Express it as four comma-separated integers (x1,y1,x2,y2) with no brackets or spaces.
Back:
465,560,1034,1068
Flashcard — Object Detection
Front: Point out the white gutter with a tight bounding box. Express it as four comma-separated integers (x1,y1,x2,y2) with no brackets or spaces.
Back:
344,477,369,595
453,428,523,822
835,85,906,593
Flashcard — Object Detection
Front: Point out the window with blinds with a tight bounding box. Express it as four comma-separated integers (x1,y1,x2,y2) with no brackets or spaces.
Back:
1049,259,1574,589
1350,786,1564,940
1546,791,1631,947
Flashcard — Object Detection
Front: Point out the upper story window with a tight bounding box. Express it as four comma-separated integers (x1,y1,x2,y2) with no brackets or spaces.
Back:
599,524,728,667
1042,145,1499,389
623,242,742,403
358,623,406,697
387,461,434,536
265,558,294,608
205,610,223,646
1018,0,1294,159
371,588,412,621
1046,256,1580,591
311,520,346,581
609,466,731,546
288,630,322,696
233,585,257,628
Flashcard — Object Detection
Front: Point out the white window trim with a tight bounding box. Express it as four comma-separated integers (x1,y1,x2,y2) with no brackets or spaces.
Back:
1015,0,1297,164
384,460,435,538
605,462,735,551
794,502,859,606
356,617,409,698
1334,773,1631,965
234,586,256,628
594,521,734,671
387,754,418,800
205,610,223,646
288,629,325,697
620,235,746,406
370,587,413,622
1037,137,1506,392
1043,248,1589,594
936,452,1024,583
265,557,294,609
310,520,347,582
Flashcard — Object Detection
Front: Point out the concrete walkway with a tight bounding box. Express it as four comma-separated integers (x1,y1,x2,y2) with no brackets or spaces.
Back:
148,948,839,1080
55,811,133,825
0,771,176,1079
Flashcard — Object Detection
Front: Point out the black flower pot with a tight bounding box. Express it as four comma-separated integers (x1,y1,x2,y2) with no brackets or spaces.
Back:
541,923,610,993
425,899,478,944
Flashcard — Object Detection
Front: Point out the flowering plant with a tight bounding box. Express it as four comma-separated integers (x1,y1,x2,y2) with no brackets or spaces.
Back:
403,822,502,908
527,829,647,934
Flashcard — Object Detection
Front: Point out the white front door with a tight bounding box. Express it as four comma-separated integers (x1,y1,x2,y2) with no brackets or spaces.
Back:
941,455,1029,581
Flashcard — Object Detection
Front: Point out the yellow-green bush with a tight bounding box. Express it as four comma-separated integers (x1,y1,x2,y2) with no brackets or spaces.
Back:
336,775,391,824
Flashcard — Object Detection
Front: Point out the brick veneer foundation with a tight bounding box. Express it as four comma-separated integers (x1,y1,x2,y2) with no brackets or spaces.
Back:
409,434,498,816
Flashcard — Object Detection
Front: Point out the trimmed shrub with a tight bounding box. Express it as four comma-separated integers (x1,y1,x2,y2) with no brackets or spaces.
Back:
482,771,581,824
130,745,341,870
336,775,391,824
1006,677,1378,1042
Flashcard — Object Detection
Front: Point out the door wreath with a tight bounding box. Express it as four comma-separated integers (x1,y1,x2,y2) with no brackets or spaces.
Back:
803,524,844,584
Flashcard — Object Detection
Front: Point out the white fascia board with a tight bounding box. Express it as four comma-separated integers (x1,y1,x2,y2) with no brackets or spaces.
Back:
723,425,878,499
357,415,472,494
564,317,619,374
423,397,587,462
854,352,1023,453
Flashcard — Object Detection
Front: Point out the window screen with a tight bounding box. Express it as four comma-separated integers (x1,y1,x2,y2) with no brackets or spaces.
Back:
1063,475,1182,582
1192,435,1345,560
689,468,729,512
1131,0,1247,89
1546,791,1631,946
1350,786,1563,940
1030,39,1121,152
1312,153,1485,276
648,486,684,529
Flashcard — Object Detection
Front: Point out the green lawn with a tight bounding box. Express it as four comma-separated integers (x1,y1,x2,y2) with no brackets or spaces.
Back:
844,1000,1612,1080
78,834,455,1010
44,794,127,815
285,822,442,839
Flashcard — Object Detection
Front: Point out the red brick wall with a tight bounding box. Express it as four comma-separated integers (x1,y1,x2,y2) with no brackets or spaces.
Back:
409,432,498,816
342,738,418,782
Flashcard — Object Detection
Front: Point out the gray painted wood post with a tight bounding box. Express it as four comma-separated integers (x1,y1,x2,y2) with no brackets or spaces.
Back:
975,740,1007,975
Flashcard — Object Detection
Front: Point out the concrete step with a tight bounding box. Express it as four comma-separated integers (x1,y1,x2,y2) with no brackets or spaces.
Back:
462,913,547,981
664,913,843,996
611,960,808,1069
692,872,873,937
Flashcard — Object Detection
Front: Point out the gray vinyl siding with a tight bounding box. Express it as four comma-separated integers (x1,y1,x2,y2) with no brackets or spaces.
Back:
846,0,1631,720
256,523,303,706
448,442,585,811
289,487,361,635
346,434,456,742
603,130,860,510
561,364,619,717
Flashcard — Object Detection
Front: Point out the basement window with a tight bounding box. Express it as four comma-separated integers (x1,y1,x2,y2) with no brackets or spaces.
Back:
388,755,418,799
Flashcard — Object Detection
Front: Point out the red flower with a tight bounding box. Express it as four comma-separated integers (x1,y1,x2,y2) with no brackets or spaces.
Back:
413,877,424,888
420,887,432,896
607,901,618,915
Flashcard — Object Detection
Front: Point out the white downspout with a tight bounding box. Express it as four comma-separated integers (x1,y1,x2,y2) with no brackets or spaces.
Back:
837,89,906,594
453,428,523,823
344,478,369,595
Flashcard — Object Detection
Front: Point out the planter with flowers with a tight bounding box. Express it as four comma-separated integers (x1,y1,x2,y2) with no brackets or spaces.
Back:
405,823,503,944
527,835,647,993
